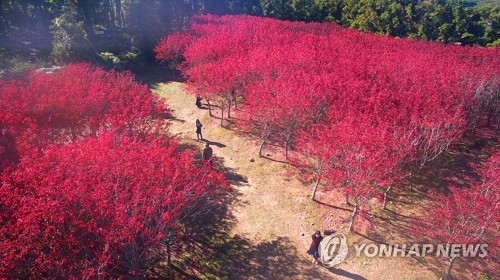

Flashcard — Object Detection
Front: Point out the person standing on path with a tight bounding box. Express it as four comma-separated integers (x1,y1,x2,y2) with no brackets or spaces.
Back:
307,230,323,265
196,96,202,108
196,119,203,140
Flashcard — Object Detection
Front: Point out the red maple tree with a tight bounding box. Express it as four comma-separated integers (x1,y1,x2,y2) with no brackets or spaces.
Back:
0,63,168,158
413,152,499,279
0,64,229,278
0,130,228,279
155,14,499,236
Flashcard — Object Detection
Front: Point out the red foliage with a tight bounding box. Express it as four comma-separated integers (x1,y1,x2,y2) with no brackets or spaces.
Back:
155,14,498,162
426,153,499,244
0,126,18,173
0,132,228,278
0,63,168,160
0,64,229,278
413,152,499,277
155,15,499,231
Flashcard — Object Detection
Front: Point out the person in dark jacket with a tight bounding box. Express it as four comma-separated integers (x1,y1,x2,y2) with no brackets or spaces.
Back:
196,119,203,140
307,230,323,265
196,96,202,108
202,143,213,163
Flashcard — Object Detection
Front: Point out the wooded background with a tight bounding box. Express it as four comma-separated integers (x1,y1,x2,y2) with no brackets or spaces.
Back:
0,0,498,70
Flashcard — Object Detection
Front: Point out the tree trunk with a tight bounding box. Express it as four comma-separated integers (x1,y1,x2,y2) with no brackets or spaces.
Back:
75,2,96,41
383,185,392,210
207,98,212,117
108,0,115,26
167,242,171,266
34,3,46,34
221,104,224,127
0,4,5,37
166,236,172,266
227,99,231,118
409,168,414,191
115,0,123,27
285,132,292,160
258,133,270,157
444,256,456,280
311,178,320,201
233,90,237,110
345,194,350,205
285,140,290,160
348,204,358,232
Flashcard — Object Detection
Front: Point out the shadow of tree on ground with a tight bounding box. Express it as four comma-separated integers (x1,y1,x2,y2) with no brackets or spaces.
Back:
149,149,343,279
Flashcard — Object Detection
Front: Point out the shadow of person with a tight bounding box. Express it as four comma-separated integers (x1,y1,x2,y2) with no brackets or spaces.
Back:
212,156,249,186
323,267,368,280
167,115,186,123
201,139,227,148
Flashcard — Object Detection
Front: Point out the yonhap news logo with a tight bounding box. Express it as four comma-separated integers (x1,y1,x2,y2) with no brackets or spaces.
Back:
318,233,489,267
351,243,489,259
318,233,349,267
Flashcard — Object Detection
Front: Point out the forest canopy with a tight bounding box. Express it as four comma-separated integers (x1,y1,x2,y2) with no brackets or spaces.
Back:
0,0,498,70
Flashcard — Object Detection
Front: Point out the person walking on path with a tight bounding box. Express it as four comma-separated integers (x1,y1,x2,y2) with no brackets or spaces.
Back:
307,230,323,265
196,119,203,140
202,143,213,163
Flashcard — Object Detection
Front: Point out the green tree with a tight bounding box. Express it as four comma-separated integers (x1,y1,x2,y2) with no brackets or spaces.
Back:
50,2,95,64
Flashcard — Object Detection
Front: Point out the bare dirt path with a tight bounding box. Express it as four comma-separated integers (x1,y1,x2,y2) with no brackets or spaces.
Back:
152,82,437,280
